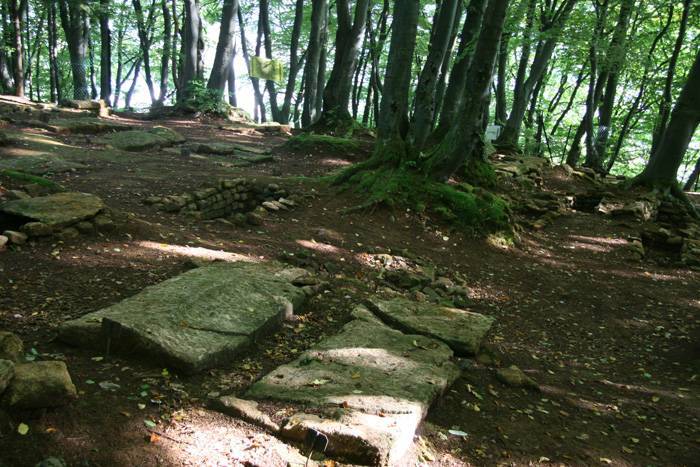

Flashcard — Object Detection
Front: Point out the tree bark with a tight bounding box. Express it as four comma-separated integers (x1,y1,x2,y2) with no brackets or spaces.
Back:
319,0,371,125
133,0,157,104
237,6,265,121
180,0,200,99
9,0,26,97
279,0,305,123
157,0,171,105
649,0,690,160
58,0,90,99
302,0,328,127
635,50,700,185
496,0,578,148
411,0,460,149
587,0,634,171
207,0,239,92
98,0,112,104
425,0,511,179
431,0,487,141
683,154,700,192
376,0,420,142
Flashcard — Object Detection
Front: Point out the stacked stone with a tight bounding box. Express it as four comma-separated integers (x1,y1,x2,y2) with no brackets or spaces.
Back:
150,178,289,220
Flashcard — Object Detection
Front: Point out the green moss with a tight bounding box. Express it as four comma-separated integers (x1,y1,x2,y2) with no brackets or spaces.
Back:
343,164,510,232
285,133,362,154
0,169,64,191
463,159,497,188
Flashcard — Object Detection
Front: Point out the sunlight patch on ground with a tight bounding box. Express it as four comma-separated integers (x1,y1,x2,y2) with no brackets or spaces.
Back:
319,157,352,167
565,235,627,253
296,238,342,254
136,241,257,263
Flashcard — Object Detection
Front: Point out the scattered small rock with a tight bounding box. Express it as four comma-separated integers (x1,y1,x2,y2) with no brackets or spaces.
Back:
0,331,23,361
3,361,78,409
496,365,539,390
3,230,28,245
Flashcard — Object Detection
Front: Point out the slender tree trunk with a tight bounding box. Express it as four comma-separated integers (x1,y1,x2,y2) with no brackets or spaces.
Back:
47,0,60,102
635,50,700,185
133,0,157,103
156,0,171,105
649,0,690,160
320,0,371,124
411,0,459,149
125,57,142,109
494,30,510,125
58,0,90,100
315,4,329,119
433,0,463,127
302,0,328,127
425,0,511,179
87,22,98,99
260,0,281,121
496,0,578,148
98,0,112,104
9,0,25,97
376,0,420,143
432,0,487,141
180,0,200,99
280,0,304,123
227,41,237,106
207,0,239,92
170,0,180,96
683,154,700,192
237,6,265,121
587,0,634,171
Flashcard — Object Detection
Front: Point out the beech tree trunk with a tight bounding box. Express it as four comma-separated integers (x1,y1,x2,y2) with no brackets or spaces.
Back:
496,0,578,148
207,0,239,92
649,0,691,161
180,0,200,99
280,0,304,123
432,0,487,141
376,0,420,142
157,0,171,105
237,7,265,121
320,0,371,124
635,50,700,185
9,0,26,97
58,0,90,99
411,0,459,149
98,0,111,104
133,0,157,104
302,0,328,127
425,0,511,180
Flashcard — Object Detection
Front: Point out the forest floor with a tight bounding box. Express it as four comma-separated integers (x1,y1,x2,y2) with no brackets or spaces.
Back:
0,111,698,466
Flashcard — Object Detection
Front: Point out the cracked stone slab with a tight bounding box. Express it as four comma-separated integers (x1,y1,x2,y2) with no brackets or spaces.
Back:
367,297,494,356
58,262,307,373
0,192,104,228
244,308,459,465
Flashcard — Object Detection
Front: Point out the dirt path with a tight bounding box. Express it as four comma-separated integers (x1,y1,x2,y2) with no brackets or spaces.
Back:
0,116,697,466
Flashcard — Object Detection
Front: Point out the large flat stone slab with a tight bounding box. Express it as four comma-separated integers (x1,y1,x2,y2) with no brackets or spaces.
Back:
0,192,104,228
100,126,185,151
58,262,307,373
367,297,494,356
0,155,87,175
244,308,459,465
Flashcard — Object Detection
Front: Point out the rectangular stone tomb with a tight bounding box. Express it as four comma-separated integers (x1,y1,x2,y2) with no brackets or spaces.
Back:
243,307,459,465
58,262,307,373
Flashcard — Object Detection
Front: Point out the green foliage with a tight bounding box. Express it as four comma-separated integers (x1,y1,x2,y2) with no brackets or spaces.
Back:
285,133,362,154
182,79,231,116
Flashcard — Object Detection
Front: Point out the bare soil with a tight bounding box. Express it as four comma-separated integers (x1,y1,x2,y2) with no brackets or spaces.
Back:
0,114,697,466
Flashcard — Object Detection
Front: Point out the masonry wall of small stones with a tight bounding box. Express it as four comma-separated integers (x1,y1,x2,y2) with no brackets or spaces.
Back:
146,178,288,220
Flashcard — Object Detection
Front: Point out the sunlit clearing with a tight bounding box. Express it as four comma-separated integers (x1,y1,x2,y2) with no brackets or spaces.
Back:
137,241,257,262
296,239,341,254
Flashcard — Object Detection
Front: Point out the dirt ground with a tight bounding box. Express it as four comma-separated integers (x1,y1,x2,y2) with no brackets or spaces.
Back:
0,113,698,466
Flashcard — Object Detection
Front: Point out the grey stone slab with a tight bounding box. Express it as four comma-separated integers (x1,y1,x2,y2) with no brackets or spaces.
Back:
58,262,307,373
367,297,494,356
0,192,104,228
245,307,459,465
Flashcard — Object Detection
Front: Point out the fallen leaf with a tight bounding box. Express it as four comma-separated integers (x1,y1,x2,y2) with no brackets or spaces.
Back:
448,429,468,437
17,423,29,435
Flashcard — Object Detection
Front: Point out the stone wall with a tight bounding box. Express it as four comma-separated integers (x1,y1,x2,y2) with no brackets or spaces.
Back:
145,178,293,221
